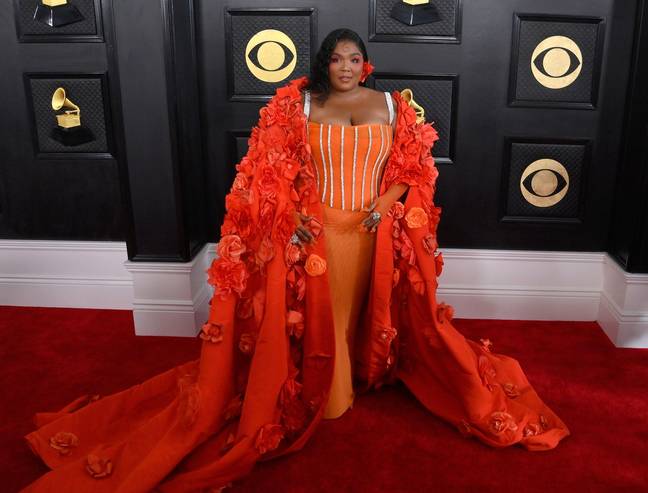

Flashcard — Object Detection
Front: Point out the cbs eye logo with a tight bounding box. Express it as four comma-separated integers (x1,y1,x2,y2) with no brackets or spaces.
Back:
245,29,297,83
520,159,570,208
531,35,583,89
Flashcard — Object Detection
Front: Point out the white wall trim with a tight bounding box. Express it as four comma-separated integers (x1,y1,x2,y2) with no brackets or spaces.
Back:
1,240,646,346
0,240,133,309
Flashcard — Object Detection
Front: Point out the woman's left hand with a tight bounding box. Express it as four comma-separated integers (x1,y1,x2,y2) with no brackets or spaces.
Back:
360,196,394,233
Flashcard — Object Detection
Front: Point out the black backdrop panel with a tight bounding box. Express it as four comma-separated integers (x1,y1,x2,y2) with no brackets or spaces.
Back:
502,140,590,222
509,14,605,108
26,74,110,156
370,0,461,42
373,74,457,164
226,9,315,100
15,0,102,41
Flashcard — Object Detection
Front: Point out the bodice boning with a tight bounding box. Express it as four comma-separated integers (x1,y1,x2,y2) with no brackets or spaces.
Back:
304,90,395,211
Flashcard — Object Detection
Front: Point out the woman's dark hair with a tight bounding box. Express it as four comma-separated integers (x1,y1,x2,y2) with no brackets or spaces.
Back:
305,28,369,103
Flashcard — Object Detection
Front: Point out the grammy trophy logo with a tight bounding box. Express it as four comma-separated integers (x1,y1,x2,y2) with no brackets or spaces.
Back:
50,87,94,146
34,0,85,28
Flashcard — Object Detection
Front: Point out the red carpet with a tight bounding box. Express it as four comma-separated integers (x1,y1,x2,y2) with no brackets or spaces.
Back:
1,305,647,492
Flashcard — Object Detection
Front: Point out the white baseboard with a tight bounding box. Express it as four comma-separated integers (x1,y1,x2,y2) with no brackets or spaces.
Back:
0,240,133,309
123,245,215,337
1,240,646,346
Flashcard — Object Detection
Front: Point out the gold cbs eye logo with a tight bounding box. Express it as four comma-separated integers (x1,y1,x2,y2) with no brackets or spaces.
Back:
245,29,297,83
531,35,583,89
520,159,570,208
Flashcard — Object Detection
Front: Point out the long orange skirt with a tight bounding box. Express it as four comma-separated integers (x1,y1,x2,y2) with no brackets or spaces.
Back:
320,204,376,419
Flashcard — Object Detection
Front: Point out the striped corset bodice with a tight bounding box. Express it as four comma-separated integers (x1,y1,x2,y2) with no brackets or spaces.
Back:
304,90,394,211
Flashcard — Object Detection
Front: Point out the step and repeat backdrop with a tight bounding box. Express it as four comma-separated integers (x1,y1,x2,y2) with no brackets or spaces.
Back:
0,0,641,267
201,0,626,254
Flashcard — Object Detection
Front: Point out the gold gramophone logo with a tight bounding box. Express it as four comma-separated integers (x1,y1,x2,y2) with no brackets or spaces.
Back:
531,36,583,89
50,87,94,146
520,159,570,208
245,29,297,83
400,88,426,124
34,0,84,28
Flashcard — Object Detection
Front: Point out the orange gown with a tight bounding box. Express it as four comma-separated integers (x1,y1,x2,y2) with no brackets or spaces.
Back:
20,76,570,493
305,90,395,418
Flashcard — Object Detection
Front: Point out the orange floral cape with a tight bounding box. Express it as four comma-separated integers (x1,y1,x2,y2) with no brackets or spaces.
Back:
21,76,570,493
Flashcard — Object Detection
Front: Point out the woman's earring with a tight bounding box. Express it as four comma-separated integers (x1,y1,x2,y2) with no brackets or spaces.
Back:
360,61,375,83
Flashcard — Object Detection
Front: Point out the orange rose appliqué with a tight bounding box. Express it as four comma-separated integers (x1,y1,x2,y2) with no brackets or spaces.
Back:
489,411,518,435
254,423,285,454
49,431,79,456
305,254,326,276
405,207,429,229
85,454,113,479
199,322,224,343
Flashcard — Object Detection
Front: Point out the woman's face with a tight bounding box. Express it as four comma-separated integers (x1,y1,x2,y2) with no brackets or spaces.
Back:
327,40,364,92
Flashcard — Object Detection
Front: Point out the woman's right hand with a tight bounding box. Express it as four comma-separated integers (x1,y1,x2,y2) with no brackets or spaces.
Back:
293,211,316,244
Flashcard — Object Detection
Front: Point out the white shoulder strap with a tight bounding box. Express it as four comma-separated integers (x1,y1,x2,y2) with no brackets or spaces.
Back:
304,90,311,119
384,91,394,124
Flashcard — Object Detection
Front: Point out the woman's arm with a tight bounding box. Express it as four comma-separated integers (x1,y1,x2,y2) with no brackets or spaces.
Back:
360,94,408,232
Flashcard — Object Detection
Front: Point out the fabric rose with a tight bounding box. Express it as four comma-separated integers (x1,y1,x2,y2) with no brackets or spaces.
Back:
422,233,438,255
305,254,326,276
398,231,416,266
523,422,542,437
236,297,253,319
86,454,113,479
436,302,454,323
488,411,518,434
478,355,497,392
231,172,249,192
239,332,257,355
405,207,428,229
479,338,493,353
255,235,275,267
286,310,304,339
407,266,426,295
392,268,400,287
49,431,79,456
501,382,521,399
207,259,249,299
434,251,444,276
388,201,405,220
379,326,398,345
281,398,308,434
286,266,306,301
360,61,374,83
284,243,302,266
199,322,224,344
254,423,285,454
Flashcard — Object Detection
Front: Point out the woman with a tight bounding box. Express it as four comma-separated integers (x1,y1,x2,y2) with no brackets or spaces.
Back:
21,29,570,493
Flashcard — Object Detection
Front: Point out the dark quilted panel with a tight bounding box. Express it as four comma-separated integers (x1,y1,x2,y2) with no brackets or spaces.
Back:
375,77,453,159
514,19,600,103
29,77,108,153
17,0,98,36
230,13,312,96
374,0,458,37
505,141,586,218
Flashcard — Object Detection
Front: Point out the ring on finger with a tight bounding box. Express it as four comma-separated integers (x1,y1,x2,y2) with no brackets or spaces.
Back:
290,233,302,245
